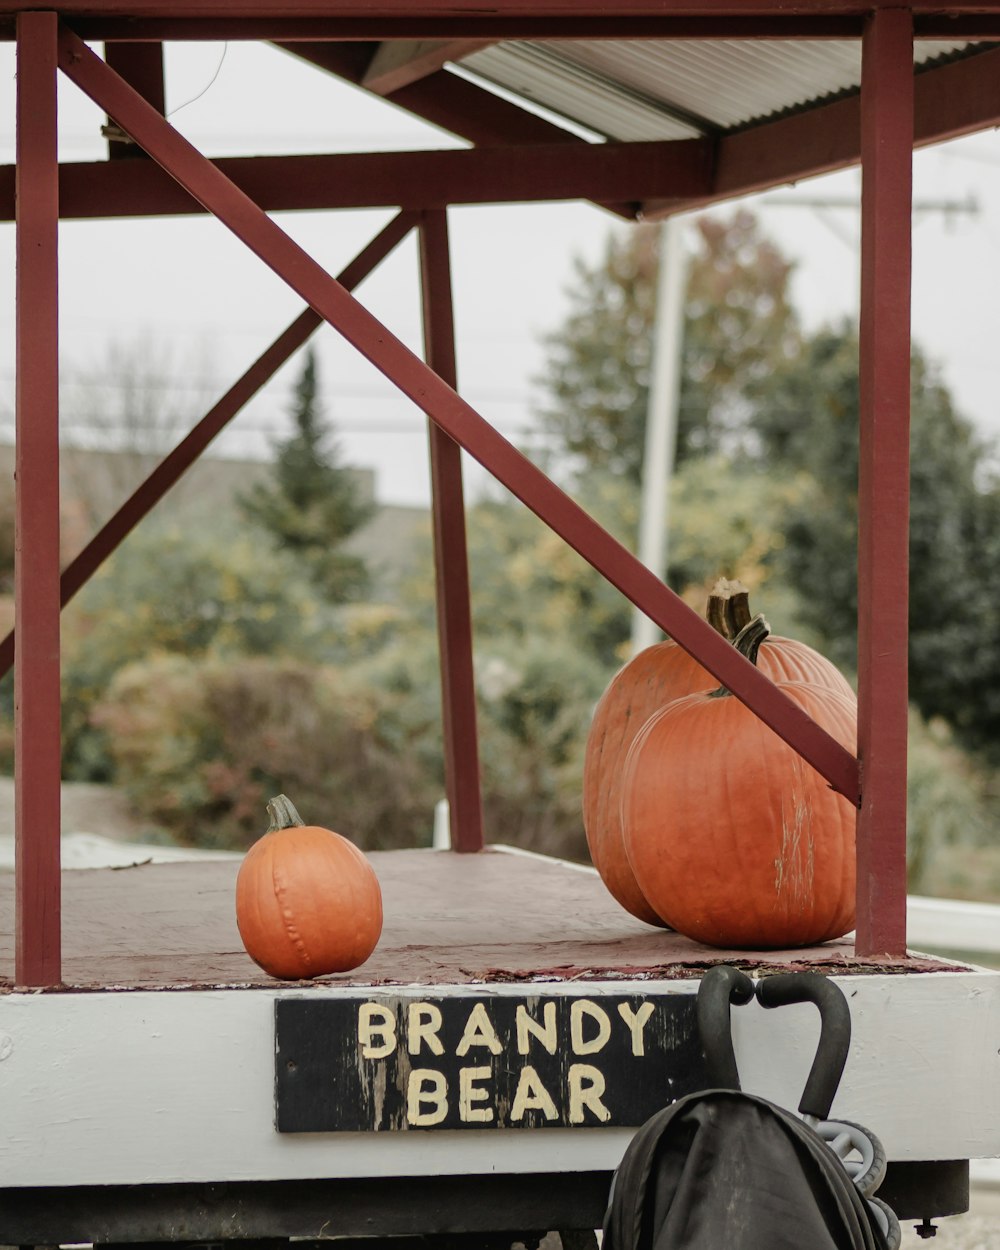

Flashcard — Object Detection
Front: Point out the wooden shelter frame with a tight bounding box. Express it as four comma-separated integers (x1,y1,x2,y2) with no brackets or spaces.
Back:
7,1,986,985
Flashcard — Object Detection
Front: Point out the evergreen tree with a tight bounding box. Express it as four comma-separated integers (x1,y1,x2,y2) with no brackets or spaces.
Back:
240,349,373,601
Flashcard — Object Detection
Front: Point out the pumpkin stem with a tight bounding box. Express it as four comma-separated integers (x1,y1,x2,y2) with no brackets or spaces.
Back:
706,577,752,640
725,585,752,637
266,794,306,833
710,613,771,698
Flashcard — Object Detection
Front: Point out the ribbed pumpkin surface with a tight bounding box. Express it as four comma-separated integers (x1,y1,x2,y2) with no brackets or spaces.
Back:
620,681,857,949
583,635,854,925
236,824,383,979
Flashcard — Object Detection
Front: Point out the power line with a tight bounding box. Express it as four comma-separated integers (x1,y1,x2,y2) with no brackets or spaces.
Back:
0,370,536,405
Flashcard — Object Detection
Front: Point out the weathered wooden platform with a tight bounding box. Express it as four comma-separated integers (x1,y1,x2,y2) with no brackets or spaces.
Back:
0,845,959,990
0,844,996,1211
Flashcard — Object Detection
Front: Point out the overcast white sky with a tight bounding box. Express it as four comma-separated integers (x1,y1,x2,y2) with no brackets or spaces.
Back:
0,39,997,505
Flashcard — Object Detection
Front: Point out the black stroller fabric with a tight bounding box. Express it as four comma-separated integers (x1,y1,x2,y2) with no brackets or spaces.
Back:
604,1088,886,1250
603,969,896,1250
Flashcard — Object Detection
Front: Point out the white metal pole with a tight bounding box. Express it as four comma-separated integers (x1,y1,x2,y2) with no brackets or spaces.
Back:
631,215,688,655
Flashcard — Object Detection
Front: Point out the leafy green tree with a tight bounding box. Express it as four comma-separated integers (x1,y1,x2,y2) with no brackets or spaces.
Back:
92,654,442,850
536,211,800,484
58,524,338,780
754,324,1000,754
240,348,373,600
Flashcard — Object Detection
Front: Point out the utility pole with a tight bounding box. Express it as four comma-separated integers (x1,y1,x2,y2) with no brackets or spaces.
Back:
631,215,687,656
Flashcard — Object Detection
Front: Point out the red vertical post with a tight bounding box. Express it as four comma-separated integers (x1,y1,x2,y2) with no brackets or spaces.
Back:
419,210,485,853
15,10,62,985
856,8,913,958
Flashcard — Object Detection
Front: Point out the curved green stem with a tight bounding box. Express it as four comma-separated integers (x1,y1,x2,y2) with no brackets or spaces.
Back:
267,794,305,832
710,614,771,698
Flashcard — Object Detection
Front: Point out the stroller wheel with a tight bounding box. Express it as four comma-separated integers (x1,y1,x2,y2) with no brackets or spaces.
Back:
866,1195,902,1250
814,1118,887,1197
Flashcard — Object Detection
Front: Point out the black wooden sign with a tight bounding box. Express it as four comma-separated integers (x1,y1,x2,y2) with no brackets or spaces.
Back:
275,992,708,1132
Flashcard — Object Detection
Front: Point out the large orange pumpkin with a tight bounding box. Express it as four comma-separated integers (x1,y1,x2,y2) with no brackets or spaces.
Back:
583,581,853,926
620,616,857,949
236,794,383,979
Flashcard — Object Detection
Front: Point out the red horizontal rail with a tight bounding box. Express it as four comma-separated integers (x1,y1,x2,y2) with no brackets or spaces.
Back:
40,14,868,39
0,9,995,38
714,44,1000,202
7,32,1000,226
0,211,417,681
0,6,995,37
285,40,1000,224
17,0,1000,20
57,23,860,806
277,41,638,220
0,141,712,221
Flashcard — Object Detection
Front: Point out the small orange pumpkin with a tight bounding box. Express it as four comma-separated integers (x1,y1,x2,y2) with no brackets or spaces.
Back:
621,616,857,950
583,581,853,927
236,794,383,979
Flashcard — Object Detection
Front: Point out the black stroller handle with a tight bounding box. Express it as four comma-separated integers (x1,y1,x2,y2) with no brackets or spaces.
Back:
755,973,852,1120
696,966,756,1091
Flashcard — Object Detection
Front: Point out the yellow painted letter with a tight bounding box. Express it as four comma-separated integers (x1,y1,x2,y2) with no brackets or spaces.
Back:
569,1064,611,1124
408,1002,445,1056
570,1000,611,1055
456,1002,503,1057
407,1070,448,1126
358,1003,396,1059
459,1066,495,1123
516,1002,557,1055
618,1002,655,1056
510,1065,559,1122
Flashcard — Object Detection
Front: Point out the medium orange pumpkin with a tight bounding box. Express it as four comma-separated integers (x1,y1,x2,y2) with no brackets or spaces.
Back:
583,581,853,926
236,794,383,979
620,616,857,949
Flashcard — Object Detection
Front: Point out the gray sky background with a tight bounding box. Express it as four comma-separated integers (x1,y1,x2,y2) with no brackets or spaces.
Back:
0,40,997,505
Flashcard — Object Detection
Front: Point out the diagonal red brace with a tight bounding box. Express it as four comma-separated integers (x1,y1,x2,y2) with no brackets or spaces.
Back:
57,25,860,806
0,210,417,681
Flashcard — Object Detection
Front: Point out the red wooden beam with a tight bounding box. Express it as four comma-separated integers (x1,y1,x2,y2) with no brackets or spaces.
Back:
0,212,417,681
285,39,623,147
12,0,1000,19
10,31,1000,226
713,44,1000,204
0,140,712,221
20,15,867,38
362,38,493,93
283,40,1000,222
276,42,639,220
856,8,913,959
912,42,1000,145
419,209,485,854
3,13,997,37
104,41,164,159
57,24,860,804
1,9,999,37
15,10,62,988
0,43,995,223
913,14,1000,35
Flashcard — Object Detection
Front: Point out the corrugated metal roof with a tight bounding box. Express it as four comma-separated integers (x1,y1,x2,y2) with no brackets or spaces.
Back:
462,38,971,141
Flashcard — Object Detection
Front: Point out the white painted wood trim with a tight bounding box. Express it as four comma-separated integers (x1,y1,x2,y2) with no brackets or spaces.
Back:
1,969,999,1188
491,842,600,875
907,895,1000,956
